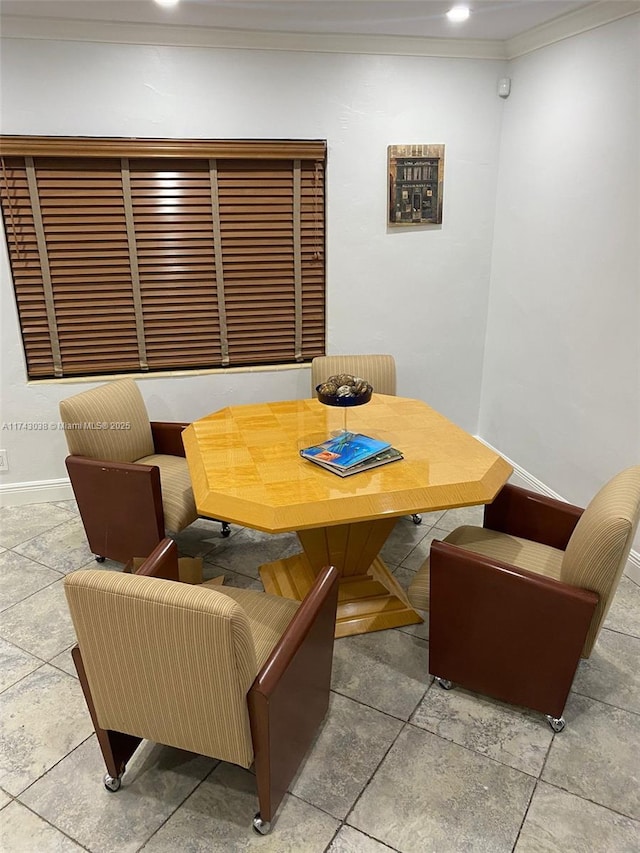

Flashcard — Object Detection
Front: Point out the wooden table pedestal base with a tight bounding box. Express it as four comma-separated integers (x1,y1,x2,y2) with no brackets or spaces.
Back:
259,545,423,639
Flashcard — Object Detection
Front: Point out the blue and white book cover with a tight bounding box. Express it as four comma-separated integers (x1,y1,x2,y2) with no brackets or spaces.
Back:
300,432,391,469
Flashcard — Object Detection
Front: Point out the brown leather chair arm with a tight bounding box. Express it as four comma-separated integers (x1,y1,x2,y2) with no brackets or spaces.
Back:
126,538,180,581
66,455,165,564
151,421,190,457
429,541,598,718
248,564,339,823
484,483,583,550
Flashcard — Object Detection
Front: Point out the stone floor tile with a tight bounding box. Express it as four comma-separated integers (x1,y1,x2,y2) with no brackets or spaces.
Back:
0,551,61,612
22,737,216,853
13,518,93,574
392,565,416,585
291,692,403,819
52,499,79,515
202,564,263,589
542,693,640,820
398,527,450,572
328,825,399,852
0,503,75,549
604,576,640,638
204,527,300,579
0,637,43,693
0,578,77,661
141,763,339,852
331,629,430,720
0,788,11,810
48,645,79,679
515,780,640,852
394,618,429,642
349,725,535,853
380,520,431,568
171,518,239,558
433,504,484,533
0,799,85,852
411,683,553,776
571,627,640,714
0,665,94,795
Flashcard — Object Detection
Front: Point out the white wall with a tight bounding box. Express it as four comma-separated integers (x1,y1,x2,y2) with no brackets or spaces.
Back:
0,38,505,490
480,15,640,508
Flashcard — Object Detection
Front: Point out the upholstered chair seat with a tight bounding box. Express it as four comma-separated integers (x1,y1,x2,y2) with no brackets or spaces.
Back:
134,452,197,532
407,526,565,612
408,466,640,730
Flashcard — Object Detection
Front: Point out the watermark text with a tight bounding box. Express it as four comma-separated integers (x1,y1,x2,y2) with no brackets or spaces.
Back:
2,422,131,431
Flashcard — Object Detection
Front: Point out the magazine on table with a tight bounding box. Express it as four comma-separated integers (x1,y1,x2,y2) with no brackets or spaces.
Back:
300,431,401,475
304,445,404,477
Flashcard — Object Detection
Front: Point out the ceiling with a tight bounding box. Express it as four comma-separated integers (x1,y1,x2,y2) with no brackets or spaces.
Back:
0,0,595,42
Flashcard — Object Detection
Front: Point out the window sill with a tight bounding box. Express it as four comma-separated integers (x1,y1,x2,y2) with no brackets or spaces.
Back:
27,362,310,385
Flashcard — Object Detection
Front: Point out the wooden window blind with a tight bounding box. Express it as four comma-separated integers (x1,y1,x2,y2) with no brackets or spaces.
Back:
0,136,326,379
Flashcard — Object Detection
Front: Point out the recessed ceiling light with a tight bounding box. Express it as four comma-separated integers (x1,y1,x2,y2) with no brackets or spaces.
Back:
447,6,470,23
154,0,180,8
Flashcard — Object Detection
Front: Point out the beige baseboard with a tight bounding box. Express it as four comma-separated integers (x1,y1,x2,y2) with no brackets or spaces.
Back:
0,478,74,507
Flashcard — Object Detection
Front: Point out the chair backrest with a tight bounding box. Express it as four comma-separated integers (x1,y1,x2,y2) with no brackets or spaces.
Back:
561,465,640,656
59,378,154,463
64,568,259,767
311,354,397,396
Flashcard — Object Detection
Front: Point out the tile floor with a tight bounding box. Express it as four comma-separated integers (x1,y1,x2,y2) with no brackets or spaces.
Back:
1,501,639,852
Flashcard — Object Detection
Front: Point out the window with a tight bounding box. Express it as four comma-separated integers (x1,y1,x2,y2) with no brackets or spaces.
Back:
0,136,326,379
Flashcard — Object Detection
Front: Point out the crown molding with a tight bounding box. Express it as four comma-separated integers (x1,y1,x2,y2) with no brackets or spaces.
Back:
0,16,506,60
506,1,640,59
1,2,638,62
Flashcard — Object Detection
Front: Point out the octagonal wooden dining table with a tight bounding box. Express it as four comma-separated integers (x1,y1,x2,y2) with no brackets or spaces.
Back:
183,395,512,638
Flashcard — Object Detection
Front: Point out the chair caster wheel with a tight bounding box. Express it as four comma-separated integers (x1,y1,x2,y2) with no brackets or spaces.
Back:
546,715,566,733
411,514,422,525
221,523,231,538
103,772,122,792
252,813,271,835
435,677,453,690
95,556,106,563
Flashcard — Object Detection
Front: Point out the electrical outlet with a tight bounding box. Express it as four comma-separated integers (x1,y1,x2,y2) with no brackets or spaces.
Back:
0,449,8,472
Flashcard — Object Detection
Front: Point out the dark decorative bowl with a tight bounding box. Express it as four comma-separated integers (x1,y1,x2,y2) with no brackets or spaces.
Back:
316,384,373,407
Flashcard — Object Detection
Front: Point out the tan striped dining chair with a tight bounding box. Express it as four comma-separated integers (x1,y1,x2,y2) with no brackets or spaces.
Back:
409,465,640,732
311,353,421,525
64,538,339,834
311,353,397,397
59,378,229,564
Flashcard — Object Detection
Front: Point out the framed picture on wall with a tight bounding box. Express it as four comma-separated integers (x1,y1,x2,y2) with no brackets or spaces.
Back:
388,144,445,226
